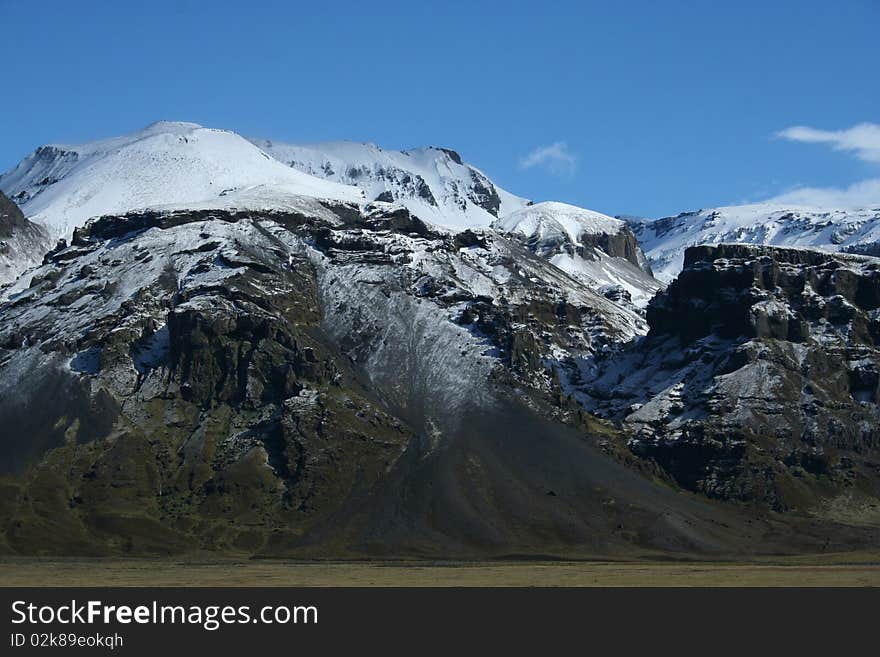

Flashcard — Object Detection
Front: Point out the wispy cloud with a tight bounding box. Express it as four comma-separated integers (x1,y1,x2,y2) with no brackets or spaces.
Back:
519,142,577,177
762,122,880,207
775,122,880,163
767,178,880,208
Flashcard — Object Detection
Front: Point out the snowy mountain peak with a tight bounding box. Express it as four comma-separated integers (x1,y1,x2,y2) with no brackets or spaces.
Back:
0,121,671,308
0,122,364,240
141,119,204,132
494,201,624,243
41,120,206,155
249,137,530,230
636,202,880,283
493,201,661,308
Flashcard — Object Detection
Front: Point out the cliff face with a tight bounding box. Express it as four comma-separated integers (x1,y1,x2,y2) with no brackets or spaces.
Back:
0,191,50,286
648,244,880,344
579,244,880,515
0,190,28,236
493,202,662,309
584,225,651,272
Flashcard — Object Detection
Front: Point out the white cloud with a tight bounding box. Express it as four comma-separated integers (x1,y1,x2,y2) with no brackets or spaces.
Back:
776,122,880,163
519,142,576,176
761,122,880,208
767,178,880,208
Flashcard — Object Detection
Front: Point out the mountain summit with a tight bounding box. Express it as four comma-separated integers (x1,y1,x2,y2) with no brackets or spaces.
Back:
0,121,364,241
247,138,530,230
0,122,660,309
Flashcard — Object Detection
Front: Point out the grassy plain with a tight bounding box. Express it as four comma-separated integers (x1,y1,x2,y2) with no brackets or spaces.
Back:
1,553,878,586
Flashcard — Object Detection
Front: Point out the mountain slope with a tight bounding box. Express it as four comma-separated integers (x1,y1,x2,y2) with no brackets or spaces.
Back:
0,202,775,558
248,138,530,230
635,204,880,283
0,191,50,286
0,121,364,240
252,139,663,308
495,202,662,307
3,202,874,557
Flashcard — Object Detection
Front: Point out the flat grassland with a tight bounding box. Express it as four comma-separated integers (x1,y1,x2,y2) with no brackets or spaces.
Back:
1,553,879,586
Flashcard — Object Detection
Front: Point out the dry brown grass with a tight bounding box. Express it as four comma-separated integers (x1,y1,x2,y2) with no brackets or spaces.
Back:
1,554,878,587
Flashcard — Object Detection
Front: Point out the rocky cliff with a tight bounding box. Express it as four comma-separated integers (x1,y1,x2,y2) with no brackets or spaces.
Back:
577,244,880,518
0,191,50,286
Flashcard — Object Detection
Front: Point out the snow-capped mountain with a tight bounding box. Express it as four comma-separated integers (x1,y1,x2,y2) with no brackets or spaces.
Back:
2,120,879,558
248,138,530,230
494,202,662,307
0,120,666,312
635,203,880,283
0,121,364,240
251,139,660,308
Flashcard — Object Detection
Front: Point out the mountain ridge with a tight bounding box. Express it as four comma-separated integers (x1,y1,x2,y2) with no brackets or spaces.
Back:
247,137,531,230
0,121,879,557
0,121,664,312
634,203,880,283
0,121,365,242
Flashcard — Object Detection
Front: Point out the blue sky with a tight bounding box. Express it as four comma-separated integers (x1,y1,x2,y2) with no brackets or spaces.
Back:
1,0,878,217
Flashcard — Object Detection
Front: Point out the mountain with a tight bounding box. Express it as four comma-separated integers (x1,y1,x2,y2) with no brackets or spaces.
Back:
252,140,660,310
0,121,364,240
3,201,874,557
1,121,878,558
248,138,530,230
634,203,880,283
0,122,665,319
0,191,50,286
494,202,661,308
572,243,880,516
0,202,730,557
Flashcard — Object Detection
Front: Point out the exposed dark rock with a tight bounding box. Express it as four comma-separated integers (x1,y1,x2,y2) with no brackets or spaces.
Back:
454,229,488,249
0,191,51,286
434,147,463,165
466,168,502,216
582,244,880,514
1,213,877,558
0,191,29,238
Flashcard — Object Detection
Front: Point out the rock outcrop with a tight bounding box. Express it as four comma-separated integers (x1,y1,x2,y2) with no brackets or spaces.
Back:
0,191,50,286
494,201,662,309
578,244,880,516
